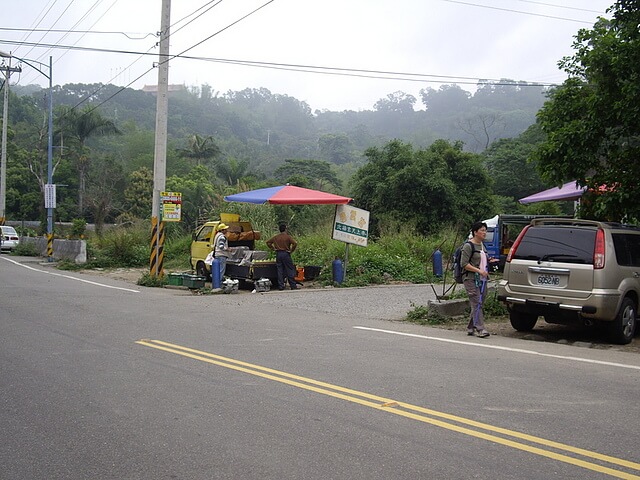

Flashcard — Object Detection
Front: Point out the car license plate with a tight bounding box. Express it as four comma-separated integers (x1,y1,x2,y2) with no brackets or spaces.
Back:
537,274,560,286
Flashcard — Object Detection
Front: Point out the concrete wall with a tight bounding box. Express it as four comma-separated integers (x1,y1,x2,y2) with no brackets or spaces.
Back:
20,237,87,264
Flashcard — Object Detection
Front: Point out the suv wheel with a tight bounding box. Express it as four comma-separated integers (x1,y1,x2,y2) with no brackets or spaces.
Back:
509,310,538,331
609,297,636,345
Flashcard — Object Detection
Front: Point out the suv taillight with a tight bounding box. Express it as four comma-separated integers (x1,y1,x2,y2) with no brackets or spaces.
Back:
506,225,530,263
594,228,605,269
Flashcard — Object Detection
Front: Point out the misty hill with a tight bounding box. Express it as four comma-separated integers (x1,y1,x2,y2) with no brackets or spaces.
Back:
14,79,548,176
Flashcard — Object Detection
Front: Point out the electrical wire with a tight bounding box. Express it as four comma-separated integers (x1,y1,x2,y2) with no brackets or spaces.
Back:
439,0,602,23
11,0,60,58
56,0,277,120
170,0,224,37
0,27,156,41
4,0,584,121
19,0,79,61
512,0,603,14
172,0,275,59
0,38,559,88
18,0,119,85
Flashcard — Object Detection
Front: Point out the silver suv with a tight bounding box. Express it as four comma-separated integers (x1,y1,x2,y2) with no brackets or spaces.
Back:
497,218,640,344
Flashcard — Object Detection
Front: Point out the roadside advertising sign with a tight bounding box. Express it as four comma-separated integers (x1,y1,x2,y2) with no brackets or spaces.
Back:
161,191,182,222
333,204,369,247
44,184,56,209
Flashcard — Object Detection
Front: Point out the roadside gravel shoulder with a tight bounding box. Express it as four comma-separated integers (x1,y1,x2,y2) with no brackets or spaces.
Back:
70,265,640,354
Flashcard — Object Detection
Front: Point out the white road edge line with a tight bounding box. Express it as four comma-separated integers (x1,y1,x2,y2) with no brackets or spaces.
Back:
2,256,140,293
354,326,640,371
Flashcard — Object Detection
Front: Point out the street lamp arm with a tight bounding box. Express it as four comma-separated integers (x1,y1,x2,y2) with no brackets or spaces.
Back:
11,57,50,80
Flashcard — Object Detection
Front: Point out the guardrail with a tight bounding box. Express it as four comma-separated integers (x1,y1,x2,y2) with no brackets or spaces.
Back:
20,237,87,264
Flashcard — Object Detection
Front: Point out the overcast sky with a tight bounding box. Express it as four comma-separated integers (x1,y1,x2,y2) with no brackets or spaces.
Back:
1,0,613,112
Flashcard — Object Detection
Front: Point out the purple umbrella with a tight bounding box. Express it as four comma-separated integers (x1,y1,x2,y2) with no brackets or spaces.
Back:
519,181,585,204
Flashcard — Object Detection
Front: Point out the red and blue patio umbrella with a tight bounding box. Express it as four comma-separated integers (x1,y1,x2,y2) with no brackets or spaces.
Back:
224,185,352,205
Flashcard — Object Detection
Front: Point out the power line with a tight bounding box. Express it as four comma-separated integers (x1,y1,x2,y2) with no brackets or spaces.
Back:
170,0,224,36
173,0,276,58
512,0,604,14
12,0,61,58
59,0,279,119
439,0,602,23
0,27,155,41
19,0,79,61
0,38,559,87
3,0,567,125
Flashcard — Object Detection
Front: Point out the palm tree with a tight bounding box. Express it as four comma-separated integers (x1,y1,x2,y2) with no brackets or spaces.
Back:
179,134,220,167
57,105,120,217
214,157,250,186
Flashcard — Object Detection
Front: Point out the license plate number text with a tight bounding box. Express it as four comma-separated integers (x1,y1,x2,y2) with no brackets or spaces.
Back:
537,274,560,286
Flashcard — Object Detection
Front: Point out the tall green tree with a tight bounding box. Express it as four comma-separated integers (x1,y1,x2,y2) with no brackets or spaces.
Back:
374,91,416,114
318,134,354,165
214,157,250,186
274,159,341,191
179,133,220,167
123,167,153,219
57,105,120,217
533,1,640,220
351,139,495,235
85,155,125,235
420,84,470,114
166,165,217,231
483,124,546,200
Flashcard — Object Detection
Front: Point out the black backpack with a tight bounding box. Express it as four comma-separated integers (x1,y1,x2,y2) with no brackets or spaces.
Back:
452,241,476,284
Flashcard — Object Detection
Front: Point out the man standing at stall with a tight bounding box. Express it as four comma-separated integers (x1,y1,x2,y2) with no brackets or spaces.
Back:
266,223,298,290
214,223,231,279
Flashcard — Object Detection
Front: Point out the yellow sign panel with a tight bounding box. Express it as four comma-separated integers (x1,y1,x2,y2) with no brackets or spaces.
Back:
161,191,182,222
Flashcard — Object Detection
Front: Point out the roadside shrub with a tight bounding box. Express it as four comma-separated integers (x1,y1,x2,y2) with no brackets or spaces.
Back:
137,272,167,287
56,259,83,271
87,222,149,268
483,291,508,316
84,242,116,268
12,242,39,257
163,234,192,270
71,218,87,238
405,303,450,325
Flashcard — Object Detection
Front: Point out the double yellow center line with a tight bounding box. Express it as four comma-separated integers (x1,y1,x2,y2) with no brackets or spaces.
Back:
136,339,640,479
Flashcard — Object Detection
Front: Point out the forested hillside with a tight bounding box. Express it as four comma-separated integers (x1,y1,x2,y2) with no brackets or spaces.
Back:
3,78,550,233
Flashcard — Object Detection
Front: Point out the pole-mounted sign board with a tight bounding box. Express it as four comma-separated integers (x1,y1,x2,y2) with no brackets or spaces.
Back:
161,191,182,222
44,183,56,209
333,204,369,247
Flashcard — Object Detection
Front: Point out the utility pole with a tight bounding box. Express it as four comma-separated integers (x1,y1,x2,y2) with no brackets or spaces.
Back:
149,0,171,277
0,52,22,226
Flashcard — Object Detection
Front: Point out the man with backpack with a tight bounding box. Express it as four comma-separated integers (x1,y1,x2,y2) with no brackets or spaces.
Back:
460,221,496,338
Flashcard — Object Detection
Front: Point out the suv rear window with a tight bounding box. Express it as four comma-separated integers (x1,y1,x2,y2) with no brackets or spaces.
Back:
612,233,640,267
512,226,595,264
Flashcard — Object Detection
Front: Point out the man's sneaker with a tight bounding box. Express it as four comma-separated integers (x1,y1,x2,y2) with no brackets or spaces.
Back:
467,329,475,336
477,330,490,338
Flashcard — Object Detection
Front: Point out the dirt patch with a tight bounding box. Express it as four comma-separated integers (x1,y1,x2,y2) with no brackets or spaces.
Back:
435,315,640,354
87,267,149,283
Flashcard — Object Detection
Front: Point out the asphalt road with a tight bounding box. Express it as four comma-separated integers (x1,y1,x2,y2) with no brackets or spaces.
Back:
2,256,640,479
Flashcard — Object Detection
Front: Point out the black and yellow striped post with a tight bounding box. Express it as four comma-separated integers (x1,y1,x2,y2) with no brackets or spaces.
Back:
149,216,166,277
46,233,54,259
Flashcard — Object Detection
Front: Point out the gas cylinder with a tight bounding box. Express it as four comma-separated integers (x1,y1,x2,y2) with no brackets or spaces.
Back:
433,249,443,277
332,258,344,284
212,258,222,289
